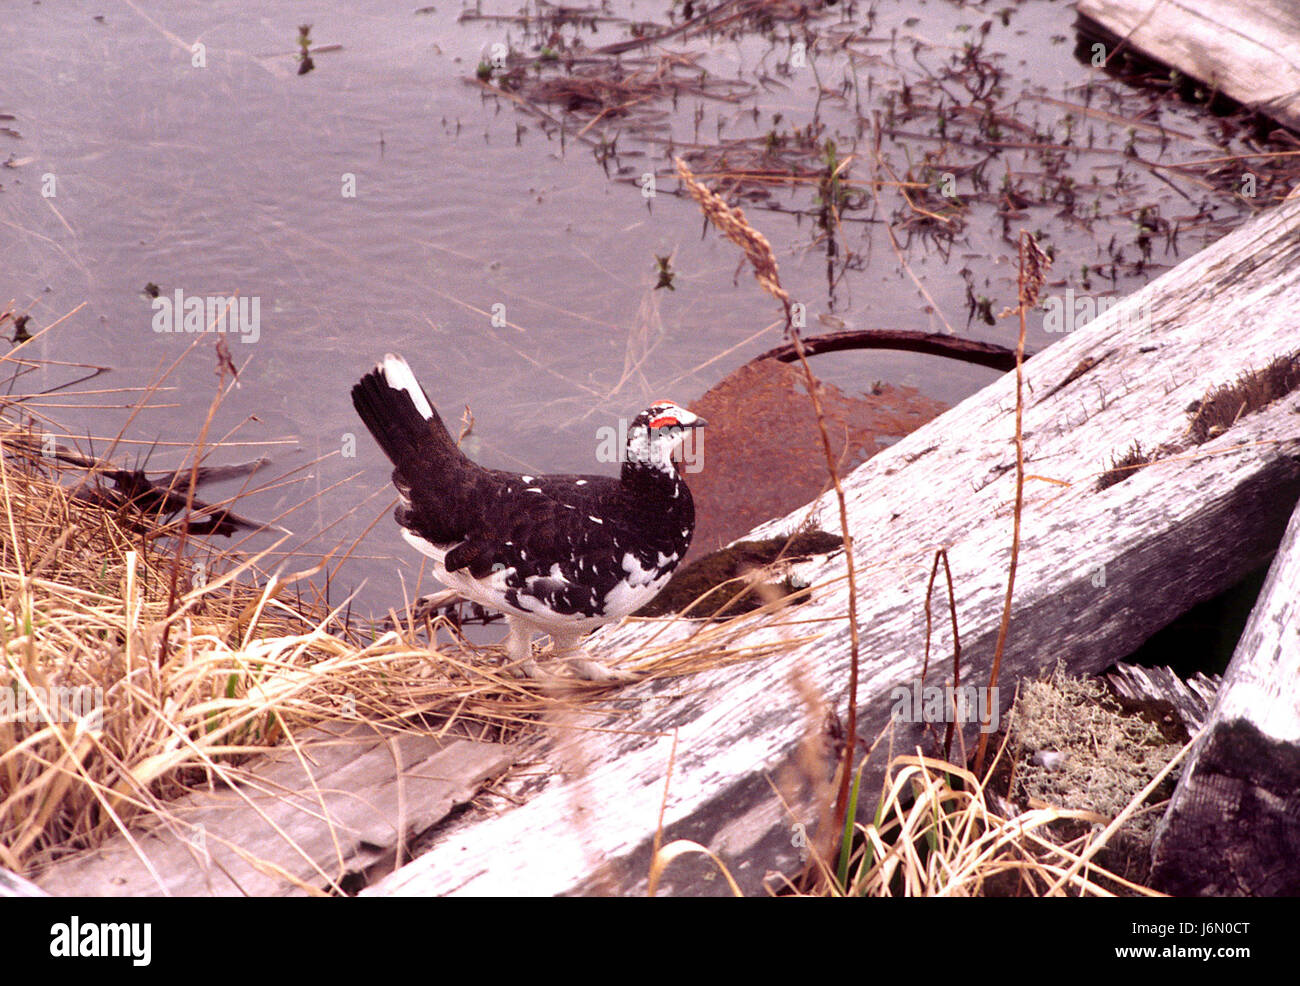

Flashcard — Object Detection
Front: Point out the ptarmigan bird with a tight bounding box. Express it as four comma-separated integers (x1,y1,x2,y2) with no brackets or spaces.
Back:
351,353,705,681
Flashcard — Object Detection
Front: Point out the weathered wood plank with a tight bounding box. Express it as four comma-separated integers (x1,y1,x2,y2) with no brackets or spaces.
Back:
0,866,47,897
1106,663,1221,733
1077,0,1300,131
365,198,1300,897
35,725,514,896
1150,497,1300,895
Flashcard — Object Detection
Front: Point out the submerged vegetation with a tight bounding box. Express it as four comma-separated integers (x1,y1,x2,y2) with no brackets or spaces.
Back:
467,0,1300,317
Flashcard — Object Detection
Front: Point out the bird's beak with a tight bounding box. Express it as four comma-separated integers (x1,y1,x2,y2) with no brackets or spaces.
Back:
675,407,706,427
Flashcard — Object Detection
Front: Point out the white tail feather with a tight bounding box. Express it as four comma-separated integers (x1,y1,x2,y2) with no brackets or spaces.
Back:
379,353,434,421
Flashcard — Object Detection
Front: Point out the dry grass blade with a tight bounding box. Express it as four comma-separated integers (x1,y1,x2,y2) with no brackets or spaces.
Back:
648,839,744,897
674,157,792,319
830,753,1164,897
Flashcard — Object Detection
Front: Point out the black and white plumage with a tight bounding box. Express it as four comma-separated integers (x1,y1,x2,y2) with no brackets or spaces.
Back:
351,353,705,681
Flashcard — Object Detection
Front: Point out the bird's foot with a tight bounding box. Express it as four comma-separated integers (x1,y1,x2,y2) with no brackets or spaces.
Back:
507,657,551,680
565,657,642,683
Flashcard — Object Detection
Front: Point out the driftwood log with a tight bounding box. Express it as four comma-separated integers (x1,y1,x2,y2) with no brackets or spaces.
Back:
1150,498,1300,895
1105,663,1221,734
363,197,1300,896
4,437,275,536
1077,0,1300,132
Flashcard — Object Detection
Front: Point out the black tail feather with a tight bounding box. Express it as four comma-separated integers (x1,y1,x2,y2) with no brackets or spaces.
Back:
350,364,463,474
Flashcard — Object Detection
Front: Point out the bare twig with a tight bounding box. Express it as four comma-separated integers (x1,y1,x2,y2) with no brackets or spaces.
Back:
975,231,1050,775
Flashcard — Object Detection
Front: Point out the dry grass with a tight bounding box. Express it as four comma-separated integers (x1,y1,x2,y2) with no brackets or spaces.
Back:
1098,439,1155,491
0,415,408,872
1188,350,1300,445
814,747,1178,897
649,656,1192,897
0,357,816,881
654,737,1185,897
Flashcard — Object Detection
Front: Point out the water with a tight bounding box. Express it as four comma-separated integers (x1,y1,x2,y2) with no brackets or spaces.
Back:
0,0,1277,617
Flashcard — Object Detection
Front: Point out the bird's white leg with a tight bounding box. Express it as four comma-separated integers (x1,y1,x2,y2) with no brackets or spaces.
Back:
552,629,640,683
505,618,544,679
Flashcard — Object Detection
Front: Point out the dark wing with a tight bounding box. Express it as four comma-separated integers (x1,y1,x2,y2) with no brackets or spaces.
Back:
438,472,678,619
